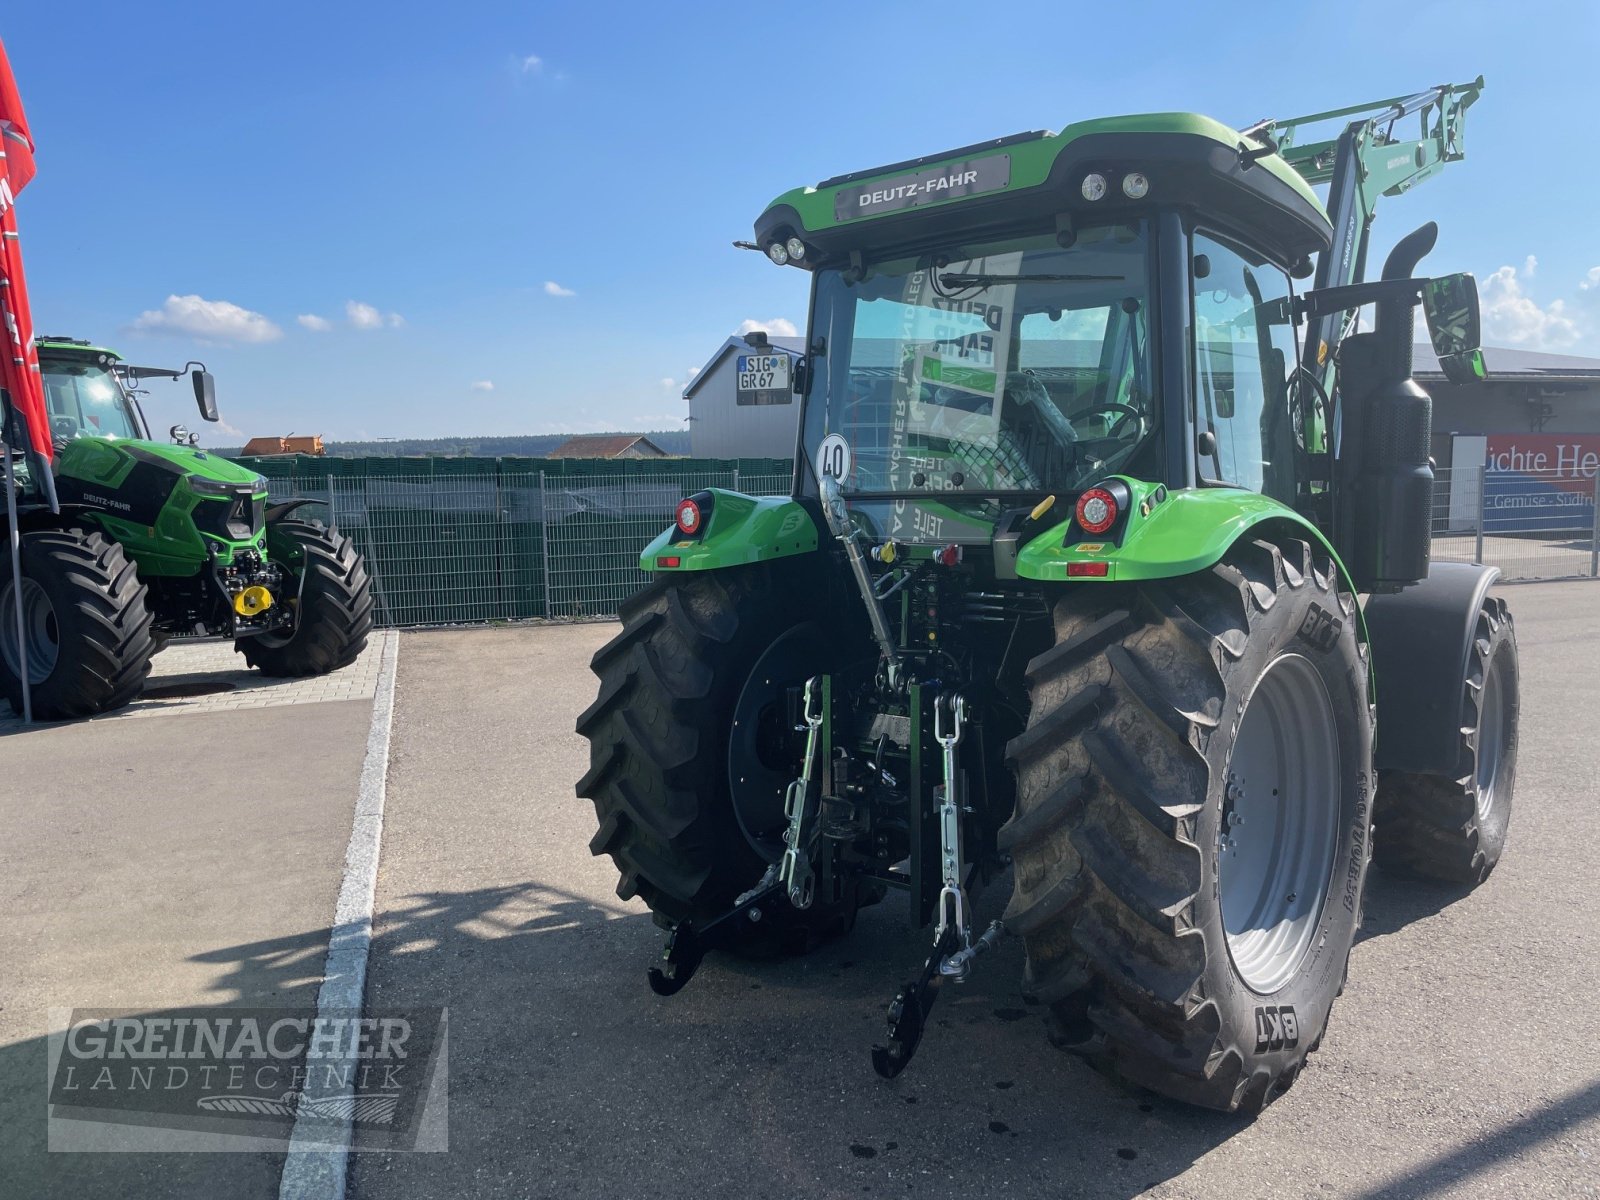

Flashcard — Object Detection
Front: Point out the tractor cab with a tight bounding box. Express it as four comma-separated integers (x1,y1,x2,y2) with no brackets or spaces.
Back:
752,112,1483,593
762,116,1330,543
36,337,218,452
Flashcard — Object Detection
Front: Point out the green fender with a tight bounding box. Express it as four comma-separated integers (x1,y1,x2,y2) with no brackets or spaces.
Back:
640,489,818,572
1017,482,1364,630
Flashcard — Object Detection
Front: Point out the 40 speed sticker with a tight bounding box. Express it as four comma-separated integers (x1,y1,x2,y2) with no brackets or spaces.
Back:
817,432,852,480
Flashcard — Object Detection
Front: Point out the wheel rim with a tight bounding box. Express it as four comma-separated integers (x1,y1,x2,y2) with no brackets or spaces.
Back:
727,623,829,861
1220,653,1342,995
1475,651,1507,821
0,577,61,684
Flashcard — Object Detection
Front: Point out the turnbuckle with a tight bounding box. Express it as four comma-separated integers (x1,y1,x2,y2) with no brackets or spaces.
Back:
933,693,971,952
778,676,825,909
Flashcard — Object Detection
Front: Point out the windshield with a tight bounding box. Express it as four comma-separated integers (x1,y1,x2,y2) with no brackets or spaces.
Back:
41,361,143,442
805,223,1153,496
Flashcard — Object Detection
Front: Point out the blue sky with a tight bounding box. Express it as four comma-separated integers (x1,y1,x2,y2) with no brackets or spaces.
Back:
6,1,1597,443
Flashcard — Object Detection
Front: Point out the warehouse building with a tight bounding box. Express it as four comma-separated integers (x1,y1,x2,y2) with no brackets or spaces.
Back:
683,333,804,459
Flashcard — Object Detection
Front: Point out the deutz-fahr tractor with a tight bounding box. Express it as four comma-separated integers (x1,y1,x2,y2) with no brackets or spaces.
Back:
577,80,1520,1113
0,338,373,718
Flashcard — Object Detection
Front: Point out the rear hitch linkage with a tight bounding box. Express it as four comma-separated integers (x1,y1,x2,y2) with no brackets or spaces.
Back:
650,674,828,996
646,869,788,997
778,676,826,909
873,692,1007,1078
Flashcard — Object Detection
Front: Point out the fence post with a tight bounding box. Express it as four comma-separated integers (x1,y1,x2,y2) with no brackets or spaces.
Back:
1591,470,1600,579
539,471,552,619
325,476,337,532
1475,468,1486,566
732,466,740,494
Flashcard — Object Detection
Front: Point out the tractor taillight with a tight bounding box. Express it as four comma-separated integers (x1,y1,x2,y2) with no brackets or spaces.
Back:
675,498,702,536
657,555,682,569
1068,561,1110,578
1075,487,1119,535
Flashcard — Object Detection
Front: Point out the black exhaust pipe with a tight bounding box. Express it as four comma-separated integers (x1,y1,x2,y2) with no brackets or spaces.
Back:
1333,223,1438,591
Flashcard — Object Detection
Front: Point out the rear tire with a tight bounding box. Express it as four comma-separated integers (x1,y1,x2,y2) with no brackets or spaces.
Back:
576,563,866,941
238,518,373,677
0,528,155,719
1375,595,1518,885
1003,535,1374,1113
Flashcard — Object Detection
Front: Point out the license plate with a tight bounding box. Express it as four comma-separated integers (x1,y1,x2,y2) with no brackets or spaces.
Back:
736,354,790,393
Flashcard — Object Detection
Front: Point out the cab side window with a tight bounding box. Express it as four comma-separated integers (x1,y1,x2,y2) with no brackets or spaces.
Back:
1192,233,1300,503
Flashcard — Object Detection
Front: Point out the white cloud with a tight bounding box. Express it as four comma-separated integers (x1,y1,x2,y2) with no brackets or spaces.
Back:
297,313,332,332
346,300,383,329
521,54,542,73
1579,266,1600,292
1481,261,1580,350
471,380,495,392
1523,254,1538,279
687,366,701,380
129,295,282,344
346,300,403,330
544,280,576,297
659,377,677,389
735,317,798,338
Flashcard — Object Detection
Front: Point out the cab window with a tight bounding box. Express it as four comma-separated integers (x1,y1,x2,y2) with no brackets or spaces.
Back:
1191,233,1300,503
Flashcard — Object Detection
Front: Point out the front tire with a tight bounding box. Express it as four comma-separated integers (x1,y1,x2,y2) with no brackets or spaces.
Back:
0,528,155,718
238,518,373,677
1003,535,1374,1113
1375,595,1518,885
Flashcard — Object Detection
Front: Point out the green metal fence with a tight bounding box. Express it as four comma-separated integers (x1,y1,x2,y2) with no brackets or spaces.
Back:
241,455,793,626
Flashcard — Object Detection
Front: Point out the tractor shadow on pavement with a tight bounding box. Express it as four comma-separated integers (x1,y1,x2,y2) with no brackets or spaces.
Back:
214,879,1255,1198
1355,868,1474,943
6,869,1564,1199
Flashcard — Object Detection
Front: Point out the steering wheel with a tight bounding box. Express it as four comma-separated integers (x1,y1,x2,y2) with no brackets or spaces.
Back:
50,415,80,444
1074,403,1143,438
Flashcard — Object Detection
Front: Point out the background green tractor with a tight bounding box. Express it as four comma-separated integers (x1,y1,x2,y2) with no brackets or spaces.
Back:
0,338,373,718
577,82,1521,1113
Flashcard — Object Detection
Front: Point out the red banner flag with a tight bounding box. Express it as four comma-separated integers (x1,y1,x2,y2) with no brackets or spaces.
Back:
0,37,49,463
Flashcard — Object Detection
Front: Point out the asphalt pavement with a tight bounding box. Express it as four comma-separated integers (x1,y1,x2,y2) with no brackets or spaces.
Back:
349,583,1600,1200
0,637,393,1199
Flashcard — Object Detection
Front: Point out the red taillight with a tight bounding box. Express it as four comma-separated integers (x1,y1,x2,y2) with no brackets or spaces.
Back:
657,555,682,568
1075,487,1118,535
675,498,702,536
1067,561,1109,577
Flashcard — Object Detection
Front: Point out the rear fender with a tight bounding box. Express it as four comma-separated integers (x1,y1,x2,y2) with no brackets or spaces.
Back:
640,489,819,572
1016,483,1370,691
1017,482,1358,591
1364,562,1501,775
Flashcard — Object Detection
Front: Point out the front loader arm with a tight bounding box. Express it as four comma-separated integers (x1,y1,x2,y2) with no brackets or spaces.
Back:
1243,77,1483,390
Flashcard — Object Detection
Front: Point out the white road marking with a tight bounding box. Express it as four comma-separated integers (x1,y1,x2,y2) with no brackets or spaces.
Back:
277,630,400,1200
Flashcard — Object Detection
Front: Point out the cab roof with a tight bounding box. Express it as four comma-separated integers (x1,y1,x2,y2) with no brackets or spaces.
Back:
754,112,1332,267
37,337,123,361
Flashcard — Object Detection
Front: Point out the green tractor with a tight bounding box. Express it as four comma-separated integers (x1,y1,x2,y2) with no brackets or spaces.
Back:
0,338,373,718
577,80,1522,1114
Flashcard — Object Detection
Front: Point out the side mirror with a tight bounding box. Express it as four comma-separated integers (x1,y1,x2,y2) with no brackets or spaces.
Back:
193,370,219,422
1422,273,1487,385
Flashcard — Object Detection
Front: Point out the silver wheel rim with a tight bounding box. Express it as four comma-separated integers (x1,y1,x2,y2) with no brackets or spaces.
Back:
0,577,61,684
1475,653,1506,821
1220,653,1342,995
